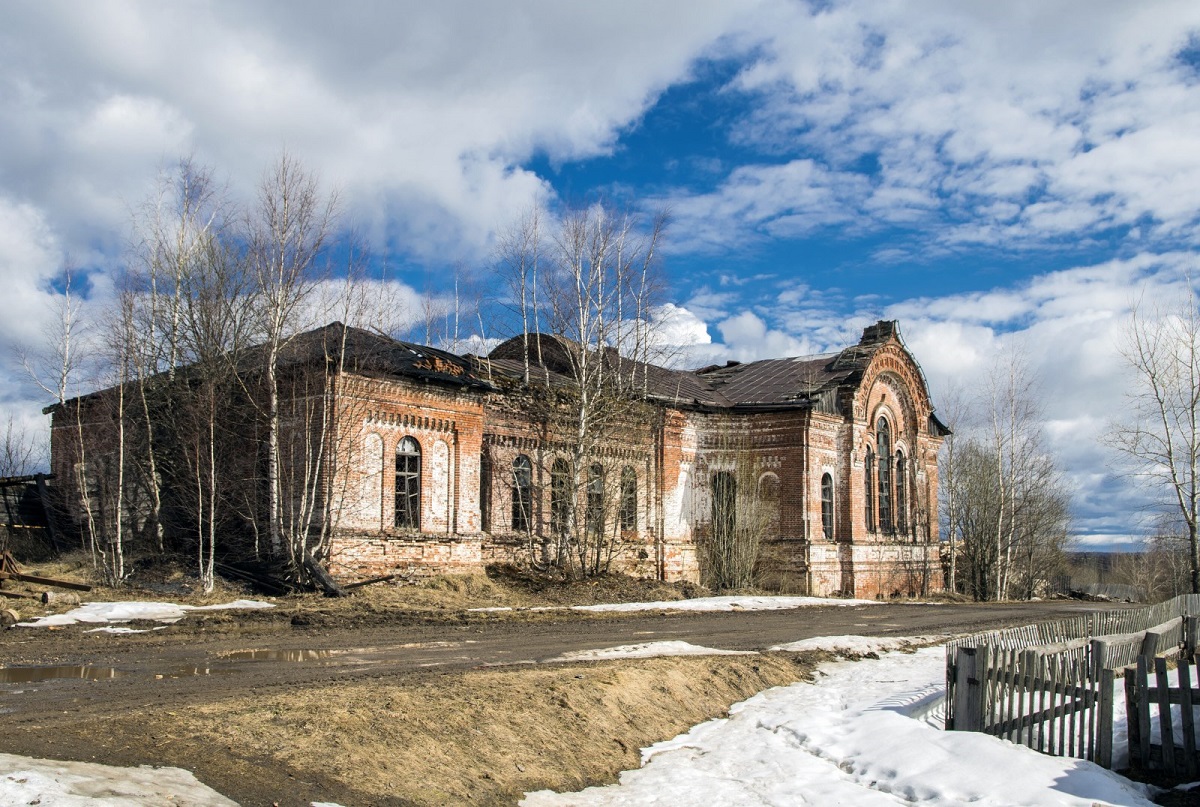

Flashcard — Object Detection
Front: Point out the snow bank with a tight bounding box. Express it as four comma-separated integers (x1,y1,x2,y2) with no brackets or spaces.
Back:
472,595,882,615
18,599,275,628
0,753,237,806
769,634,948,655
523,645,1156,807
547,641,756,662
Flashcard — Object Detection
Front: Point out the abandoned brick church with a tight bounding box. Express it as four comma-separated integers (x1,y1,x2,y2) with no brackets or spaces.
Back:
50,319,947,598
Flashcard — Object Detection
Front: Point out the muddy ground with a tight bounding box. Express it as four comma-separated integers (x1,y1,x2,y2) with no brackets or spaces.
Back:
0,560,1124,806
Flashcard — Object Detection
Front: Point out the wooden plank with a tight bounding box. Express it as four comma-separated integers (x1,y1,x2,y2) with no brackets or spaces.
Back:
1075,653,1084,758
1157,657,1177,775
0,571,91,592
1099,667,1114,769
1050,656,1061,756
1138,657,1152,769
1180,660,1197,778
953,647,977,732
1036,653,1048,753
1126,664,1142,768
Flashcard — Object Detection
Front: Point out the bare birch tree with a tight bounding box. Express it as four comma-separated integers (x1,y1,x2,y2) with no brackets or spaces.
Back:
245,152,337,562
1110,285,1200,592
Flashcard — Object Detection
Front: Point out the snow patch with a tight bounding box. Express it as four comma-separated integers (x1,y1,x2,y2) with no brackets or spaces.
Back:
0,753,237,806
522,645,1156,807
547,641,756,662
18,599,275,628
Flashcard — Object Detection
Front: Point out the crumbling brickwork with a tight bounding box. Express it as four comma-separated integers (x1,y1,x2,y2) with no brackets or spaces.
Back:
50,320,947,598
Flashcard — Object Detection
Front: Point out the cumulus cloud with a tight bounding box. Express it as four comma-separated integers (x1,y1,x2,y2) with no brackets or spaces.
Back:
657,0,1200,252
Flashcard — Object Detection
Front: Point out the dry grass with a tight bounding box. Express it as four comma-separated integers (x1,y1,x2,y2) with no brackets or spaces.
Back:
161,653,818,806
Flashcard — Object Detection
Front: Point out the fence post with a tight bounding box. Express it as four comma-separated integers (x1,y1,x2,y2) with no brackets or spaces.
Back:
1141,630,1161,659
1098,667,1114,768
953,647,979,732
1185,615,1199,661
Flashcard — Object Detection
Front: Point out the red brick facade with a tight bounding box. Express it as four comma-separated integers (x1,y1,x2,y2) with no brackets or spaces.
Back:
321,320,947,597
48,320,947,598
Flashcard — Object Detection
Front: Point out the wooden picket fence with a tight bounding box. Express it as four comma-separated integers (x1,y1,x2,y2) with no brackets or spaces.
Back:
1125,655,1200,778
946,594,1200,769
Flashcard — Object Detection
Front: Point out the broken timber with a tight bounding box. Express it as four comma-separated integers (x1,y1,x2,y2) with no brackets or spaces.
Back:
303,552,347,597
0,550,92,593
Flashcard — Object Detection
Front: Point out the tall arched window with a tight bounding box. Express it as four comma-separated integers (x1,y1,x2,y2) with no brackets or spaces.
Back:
864,448,875,532
711,471,736,546
586,464,606,538
550,458,571,537
511,455,533,532
619,466,637,531
395,436,421,529
479,449,492,532
821,473,834,540
876,417,892,533
895,451,907,537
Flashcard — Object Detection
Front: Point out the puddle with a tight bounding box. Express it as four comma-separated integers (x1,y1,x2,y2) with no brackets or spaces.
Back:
0,665,125,684
218,649,336,662
155,666,237,678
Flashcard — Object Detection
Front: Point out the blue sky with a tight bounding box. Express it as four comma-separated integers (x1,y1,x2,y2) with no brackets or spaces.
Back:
1,1,1199,548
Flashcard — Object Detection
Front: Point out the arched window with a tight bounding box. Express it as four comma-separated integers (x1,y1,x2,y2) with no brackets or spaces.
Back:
395,436,421,529
864,448,875,532
895,451,907,537
876,417,892,533
619,466,637,531
586,464,606,538
479,449,492,532
711,471,736,547
821,473,834,540
511,455,533,532
550,458,571,536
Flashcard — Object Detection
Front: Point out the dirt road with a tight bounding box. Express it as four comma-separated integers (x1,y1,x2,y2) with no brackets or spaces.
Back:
2,599,1107,719
0,599,1116,806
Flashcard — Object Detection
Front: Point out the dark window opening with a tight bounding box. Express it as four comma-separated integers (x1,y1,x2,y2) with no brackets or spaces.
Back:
511,455,533,532
711,471,736,546
865,449,875,532
586,464,605,538
619,466,637,531
480,449,491,532
821,473,834,540
877,417,892,533
896,452,907,537
550,458,571,537
395,436,421,529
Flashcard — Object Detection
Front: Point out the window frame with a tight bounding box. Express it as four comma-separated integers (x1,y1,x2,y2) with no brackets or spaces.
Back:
394,436,421,530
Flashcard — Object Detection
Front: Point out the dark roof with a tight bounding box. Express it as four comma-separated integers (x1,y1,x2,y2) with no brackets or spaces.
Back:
695,353,845,407
279,323,493,392
483,321,922,414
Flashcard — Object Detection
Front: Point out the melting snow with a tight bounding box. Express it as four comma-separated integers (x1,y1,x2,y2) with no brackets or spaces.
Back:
547,641,756,662
522,642,1157,807
472,595,882,614
18,599,275,628
0,753,238,806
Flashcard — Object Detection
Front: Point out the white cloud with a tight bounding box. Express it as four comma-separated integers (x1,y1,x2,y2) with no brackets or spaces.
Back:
657,0,1200,250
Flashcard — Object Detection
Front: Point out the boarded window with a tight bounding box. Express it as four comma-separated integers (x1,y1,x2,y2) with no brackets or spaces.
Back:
511,455,533,532
619,466,637,531
821,472,834,540
395,436,421,529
